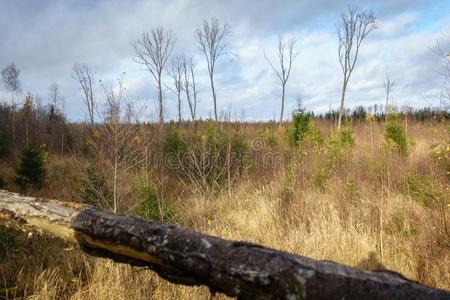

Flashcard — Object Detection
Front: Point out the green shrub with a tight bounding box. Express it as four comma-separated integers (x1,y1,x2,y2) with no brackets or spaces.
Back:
132,174,175,223
14,147,47,190
385,122,407,154
313,168,330,191
288,106,311,146
430,142,450,181
325,129,355,169
339,128,355,147
265,128,278,148
163,128,186,155
407,173,446,208
307,122,324,147
168,123,249,194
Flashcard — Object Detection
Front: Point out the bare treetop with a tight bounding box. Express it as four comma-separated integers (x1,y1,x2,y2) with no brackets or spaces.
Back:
168,55,184,123
336,5,376,129
337,5,376,77
383,73,396,120
195,18,231,121
48,83,65,113
1,63,21,93
168,55,184,94
73,63,96,125
264,35,297,85
100,74,127,124
264,35,297,126
181,55,198,121
195,18,231,72
383,73,396,96
132,27,176,130
434,35,450,109
133,27,176,83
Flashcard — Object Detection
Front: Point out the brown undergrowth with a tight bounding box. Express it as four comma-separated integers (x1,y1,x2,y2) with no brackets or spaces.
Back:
0,120,448,299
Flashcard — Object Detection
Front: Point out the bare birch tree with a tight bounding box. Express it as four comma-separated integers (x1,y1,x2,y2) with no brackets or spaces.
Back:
337,5,376,129
48,83,65,153
264,35,297,127
73,63,96,125
195,18,230,121
383,74,396,121
167,55,184,124
182,55,198,122
48,83,64,113
132,27,176,132
88,75,145,213
1,63,21,148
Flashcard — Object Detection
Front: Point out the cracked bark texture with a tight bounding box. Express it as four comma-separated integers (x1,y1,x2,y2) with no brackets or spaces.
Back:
1,190,449,300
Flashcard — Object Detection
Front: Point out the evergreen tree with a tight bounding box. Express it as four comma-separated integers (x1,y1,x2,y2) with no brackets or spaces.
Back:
14,147,46,190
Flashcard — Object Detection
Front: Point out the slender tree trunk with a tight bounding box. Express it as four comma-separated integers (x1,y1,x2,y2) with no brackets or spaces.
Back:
227,134,232,198
370,120,373,153
25,123,29,148
379,201,384,263
61,125,64,156
210,72,217,121
191,108,195,123
113,123,119,213
191,67,197,122
51,120,55,152
177,92,182,125
11,91,15,150
338,80,347,130
88,101,93,126
157,75,164,139
279,83,286,127
185,84,194,122
405,113,408,136
385,93,389,122
113,146,118,213
158,79,163,126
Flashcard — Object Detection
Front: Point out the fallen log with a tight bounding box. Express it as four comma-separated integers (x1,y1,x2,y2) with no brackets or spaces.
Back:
0,189,449,300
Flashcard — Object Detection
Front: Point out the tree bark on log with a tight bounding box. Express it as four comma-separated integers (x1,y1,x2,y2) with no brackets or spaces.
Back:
0,190,449,300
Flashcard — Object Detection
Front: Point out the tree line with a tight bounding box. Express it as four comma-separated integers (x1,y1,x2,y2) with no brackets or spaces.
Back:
1,4,449,146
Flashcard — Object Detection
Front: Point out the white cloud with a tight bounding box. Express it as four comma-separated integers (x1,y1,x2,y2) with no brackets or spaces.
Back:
0,0,448,121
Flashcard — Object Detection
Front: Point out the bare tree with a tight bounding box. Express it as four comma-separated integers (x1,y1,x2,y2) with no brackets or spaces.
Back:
133,27,176,132
264,35,297,127
1,63,21,148
48,83,65,153
21,94,36,148
195,18,230,121
73,63,96,125
48,83,64,113
337,5,376,129
88,75,145,213
167,55,184,124
182,55,198,122
383,74,396,121
401,105,413,135
434,35,450,111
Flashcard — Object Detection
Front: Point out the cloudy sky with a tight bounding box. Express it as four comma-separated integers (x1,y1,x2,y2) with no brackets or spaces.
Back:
0,0,449,122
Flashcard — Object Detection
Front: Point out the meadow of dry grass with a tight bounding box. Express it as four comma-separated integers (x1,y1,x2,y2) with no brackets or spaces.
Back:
0,120,449,299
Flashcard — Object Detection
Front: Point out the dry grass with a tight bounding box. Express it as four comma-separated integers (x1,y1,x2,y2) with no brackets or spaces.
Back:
1,120,449,299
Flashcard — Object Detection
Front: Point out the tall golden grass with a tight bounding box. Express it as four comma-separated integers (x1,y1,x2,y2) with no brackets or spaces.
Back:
0,120,449,299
